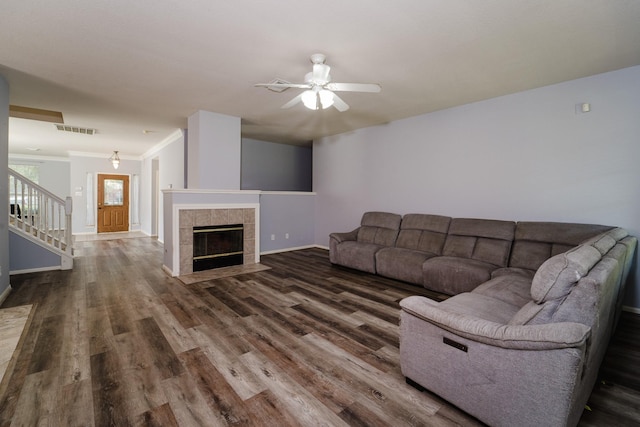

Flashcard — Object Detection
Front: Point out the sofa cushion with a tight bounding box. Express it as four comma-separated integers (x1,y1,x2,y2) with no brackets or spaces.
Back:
422,256,496,295
332,241,383,274
442,218,515,267
531,245,602,303
472,275,532,309
508,222,612,271
508,240,573,271
515,221,613,245
491,267,535,280
376,247,438,284
509,300,558,325
511,249,621,326
438,292,520,324
395,213,451,254
582,228,627,255
357,211,402,246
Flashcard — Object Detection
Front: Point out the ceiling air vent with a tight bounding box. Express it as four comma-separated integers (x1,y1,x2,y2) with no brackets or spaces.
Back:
266,78,292,93
55,124,97,135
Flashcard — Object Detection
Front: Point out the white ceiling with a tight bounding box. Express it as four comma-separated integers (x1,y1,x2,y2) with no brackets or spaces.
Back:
2,0,640,159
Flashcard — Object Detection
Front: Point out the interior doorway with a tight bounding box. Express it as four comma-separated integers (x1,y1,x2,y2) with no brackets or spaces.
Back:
97,173,130,233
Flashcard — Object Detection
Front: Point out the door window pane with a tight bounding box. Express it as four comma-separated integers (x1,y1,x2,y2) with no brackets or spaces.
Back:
104,179,124,206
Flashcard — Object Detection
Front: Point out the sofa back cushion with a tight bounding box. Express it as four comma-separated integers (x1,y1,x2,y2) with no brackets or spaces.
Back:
509,222,612,271
581,227,626,255
530,244,602,304
442,218,516,267
511,228,633,326
395,214,451,254
357,211,402,246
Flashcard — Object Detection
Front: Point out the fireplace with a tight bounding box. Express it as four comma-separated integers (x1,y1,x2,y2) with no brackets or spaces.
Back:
176,206,257,276
193,224,244,271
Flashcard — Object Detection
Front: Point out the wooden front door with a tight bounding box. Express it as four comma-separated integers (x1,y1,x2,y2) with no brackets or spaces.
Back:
97,174,130,233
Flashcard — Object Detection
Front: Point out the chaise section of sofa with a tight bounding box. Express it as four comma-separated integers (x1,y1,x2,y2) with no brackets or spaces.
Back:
421,218,516,295
399,228,638,427
329,211,401,274
375,213,451,285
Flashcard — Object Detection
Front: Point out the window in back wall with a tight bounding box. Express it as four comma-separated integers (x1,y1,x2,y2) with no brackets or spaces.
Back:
9,164,39,183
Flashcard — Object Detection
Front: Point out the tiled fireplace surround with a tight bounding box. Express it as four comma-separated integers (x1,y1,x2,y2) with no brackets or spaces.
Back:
178,207,256,275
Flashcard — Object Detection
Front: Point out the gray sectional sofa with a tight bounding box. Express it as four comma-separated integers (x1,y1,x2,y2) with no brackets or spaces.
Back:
330,212,637,427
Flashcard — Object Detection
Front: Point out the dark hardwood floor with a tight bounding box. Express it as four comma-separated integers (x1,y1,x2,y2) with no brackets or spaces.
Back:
1,237,638,426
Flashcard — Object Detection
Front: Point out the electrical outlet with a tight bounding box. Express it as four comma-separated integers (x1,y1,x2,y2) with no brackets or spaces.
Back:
285,233,289,239
271,234,275,241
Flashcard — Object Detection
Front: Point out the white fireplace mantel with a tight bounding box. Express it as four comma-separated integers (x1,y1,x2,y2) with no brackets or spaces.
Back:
162,190,262,277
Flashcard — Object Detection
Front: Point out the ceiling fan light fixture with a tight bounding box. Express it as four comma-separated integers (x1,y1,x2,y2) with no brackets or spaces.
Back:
258,53,380,112
319,90,334,109
301,90,319,110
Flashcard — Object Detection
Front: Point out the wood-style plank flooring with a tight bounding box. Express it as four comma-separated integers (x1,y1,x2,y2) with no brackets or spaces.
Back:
1,236,639,426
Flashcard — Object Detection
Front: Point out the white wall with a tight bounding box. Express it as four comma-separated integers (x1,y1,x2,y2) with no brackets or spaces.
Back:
8,156,70,199
157,136,185,242
314,65,640,309
141,131,185,242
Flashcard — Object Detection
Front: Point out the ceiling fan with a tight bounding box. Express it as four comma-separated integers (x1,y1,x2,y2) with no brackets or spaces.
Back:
255,53,381,112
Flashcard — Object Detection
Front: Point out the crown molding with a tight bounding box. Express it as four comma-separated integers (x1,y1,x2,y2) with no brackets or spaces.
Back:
9,153,70,162
142,129,184,159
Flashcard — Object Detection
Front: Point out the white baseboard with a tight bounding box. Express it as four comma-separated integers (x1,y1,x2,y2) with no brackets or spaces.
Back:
0,285,12,306
10,265,62,275
260,245,319,255
162,264,175,277
622,305,640,315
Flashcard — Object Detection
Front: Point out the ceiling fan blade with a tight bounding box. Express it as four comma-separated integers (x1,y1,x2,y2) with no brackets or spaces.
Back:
325,82,381,93
281,93,303,109
331,93,350,112
255,83,311,90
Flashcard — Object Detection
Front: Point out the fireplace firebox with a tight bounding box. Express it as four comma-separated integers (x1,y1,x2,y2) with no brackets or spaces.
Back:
193,224,244,271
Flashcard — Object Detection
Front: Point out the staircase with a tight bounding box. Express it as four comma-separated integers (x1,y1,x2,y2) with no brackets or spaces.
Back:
8,168,73,270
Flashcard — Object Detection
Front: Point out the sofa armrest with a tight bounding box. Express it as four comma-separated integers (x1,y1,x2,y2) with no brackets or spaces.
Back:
400,296,590,350
330,228,359,244
329,228,359,264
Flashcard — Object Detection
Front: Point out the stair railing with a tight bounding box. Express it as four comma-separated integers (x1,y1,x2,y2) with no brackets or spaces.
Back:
8,168,73,255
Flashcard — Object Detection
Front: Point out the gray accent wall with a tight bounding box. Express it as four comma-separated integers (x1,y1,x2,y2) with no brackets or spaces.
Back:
187,111,240,190
9,231,61,272
241,138,312,191
259,192,315,252
314,65,640,310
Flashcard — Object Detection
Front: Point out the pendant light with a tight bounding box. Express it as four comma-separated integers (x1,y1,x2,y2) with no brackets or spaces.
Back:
109,150,120,169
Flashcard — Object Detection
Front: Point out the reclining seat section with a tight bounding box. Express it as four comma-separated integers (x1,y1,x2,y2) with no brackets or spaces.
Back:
375,214,451,284
399,229,638,427
329,211,402,274
422,218,516,295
